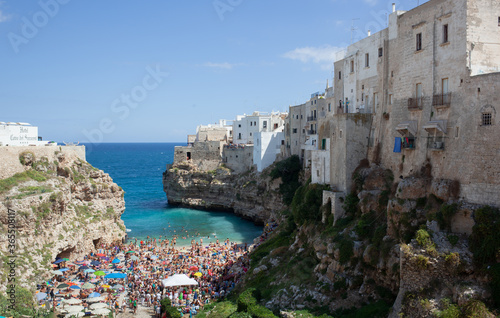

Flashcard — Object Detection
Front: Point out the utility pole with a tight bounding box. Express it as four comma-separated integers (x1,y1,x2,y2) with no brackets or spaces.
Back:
351,18,360,44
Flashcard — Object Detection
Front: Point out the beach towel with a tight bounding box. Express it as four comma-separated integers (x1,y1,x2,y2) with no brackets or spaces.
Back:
394,137,402,153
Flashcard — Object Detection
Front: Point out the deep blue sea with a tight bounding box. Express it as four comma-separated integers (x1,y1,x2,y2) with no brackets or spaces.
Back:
83,143,263,246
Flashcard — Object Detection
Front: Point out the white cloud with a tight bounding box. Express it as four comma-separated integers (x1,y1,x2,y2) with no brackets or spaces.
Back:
0,10,10,22
203,62,238,70
282,45,345,69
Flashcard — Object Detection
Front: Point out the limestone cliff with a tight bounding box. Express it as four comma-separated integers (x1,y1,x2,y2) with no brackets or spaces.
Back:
163,161,285,224
231,163,498,317
0,147,126,292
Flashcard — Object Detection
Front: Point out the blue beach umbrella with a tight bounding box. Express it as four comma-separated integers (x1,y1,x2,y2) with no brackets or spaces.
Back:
79,265,89,270
59,268,69,272
70,285,81,290
88,292,100,298
84,269,95,273
53,259,64,264
104,273,127,279
111,258,120,264
90,261,100,266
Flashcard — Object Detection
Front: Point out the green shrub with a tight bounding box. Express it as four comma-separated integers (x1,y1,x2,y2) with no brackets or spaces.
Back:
343,193,360,217
237,289,257,312
269,155,301,205
415,229,434,251
355,211,376,239
291,183,329,225
414,255,430,269
470,206,500,264
447,234,459,247
160,297,171,311
230,312,252,318
436,203,459,231
436,298,460,318
444,252,460,268
461,299,493,318
338,238,354,264
247,304,277,318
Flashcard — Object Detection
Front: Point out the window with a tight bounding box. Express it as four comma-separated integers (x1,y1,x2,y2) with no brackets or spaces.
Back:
339,130,343,139
249,132,252,136
365,53,370,67
416,33,422,51
238,133,241,139
238,124,241,128
292,128,297,134
314,100,317,105
274,123,278,129
263,121,267,129
455,126,459,138
303,129,305,133
389,94,393,105
328,103,331,112
254,121,256,126
350,60,354,73
296,115,299,119
482,113,492,126
311,101,313,105
250,122,252,126
498,17,500,26
378,47,383,57
443,24,449,43
339,71,342,80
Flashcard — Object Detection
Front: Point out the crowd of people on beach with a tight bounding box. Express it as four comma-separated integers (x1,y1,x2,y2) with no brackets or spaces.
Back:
39,221,278,317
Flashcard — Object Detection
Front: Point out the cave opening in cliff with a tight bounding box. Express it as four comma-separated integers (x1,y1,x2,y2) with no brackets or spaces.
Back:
187,152,191,160
93,238,102,249
56,246,75,260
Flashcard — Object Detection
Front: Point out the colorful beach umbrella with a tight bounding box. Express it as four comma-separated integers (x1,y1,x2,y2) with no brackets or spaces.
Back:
112,284,124,290
63,298,82,305
101,285,111,288
84,269,95,273
57,283,70,289
94,271,106,276
194,272,202,277
88,292,101,298
90,261,101,266
126,250,135,253
189,266,199,271
104,273,127,279
53,259,64,264
111,258,120,264
70,285,81,290
59,268,69,272
96,253,106,257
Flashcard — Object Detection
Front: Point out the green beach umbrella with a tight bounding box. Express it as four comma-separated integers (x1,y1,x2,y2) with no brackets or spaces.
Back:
57,283,70,289
82,282,95,289
126,251,135,254
94,271,106,276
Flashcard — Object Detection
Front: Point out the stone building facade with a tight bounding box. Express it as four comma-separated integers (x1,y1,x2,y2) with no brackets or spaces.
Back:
329,0,500,206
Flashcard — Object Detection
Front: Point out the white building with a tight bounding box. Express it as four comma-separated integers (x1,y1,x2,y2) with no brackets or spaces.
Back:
195,119,233,142
0,122,53,146
254,130,285,172
232,112,285,145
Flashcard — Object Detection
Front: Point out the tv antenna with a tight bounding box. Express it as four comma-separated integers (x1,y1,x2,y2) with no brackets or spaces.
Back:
351,18,360,44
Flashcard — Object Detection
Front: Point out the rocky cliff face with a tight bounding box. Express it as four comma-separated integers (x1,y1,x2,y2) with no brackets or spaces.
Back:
163,161,285,224
233,163,497,317
0,149,126,292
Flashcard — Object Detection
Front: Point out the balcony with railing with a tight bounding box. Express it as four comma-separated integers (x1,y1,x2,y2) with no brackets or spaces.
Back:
432,93,451,108
307,116,317,122
307,129,317,135
407,97,424,110
402,136,416,149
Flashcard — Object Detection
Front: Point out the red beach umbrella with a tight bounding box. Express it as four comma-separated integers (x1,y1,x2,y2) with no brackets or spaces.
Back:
189,266,199,271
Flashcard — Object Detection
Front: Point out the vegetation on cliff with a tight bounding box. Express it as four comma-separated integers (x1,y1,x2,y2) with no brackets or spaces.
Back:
0,149,126,316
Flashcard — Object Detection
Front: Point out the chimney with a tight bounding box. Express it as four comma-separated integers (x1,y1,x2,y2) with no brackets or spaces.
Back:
392,3,396,12
368,30,371,36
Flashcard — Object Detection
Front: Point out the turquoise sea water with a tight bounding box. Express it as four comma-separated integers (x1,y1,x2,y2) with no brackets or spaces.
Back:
83,143,263,246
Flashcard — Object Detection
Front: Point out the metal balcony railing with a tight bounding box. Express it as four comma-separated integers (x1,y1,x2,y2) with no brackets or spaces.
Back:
307,116,317,121
307,129,317,135
408,97,423,110
432,93,451,107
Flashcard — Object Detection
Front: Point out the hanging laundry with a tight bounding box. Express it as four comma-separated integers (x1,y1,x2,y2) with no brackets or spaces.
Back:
394,137,402,153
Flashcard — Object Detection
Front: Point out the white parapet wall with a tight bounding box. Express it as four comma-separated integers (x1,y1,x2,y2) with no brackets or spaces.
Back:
0,145,86,179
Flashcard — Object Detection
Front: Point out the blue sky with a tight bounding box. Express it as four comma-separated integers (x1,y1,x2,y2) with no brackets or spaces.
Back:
0,0,427,143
